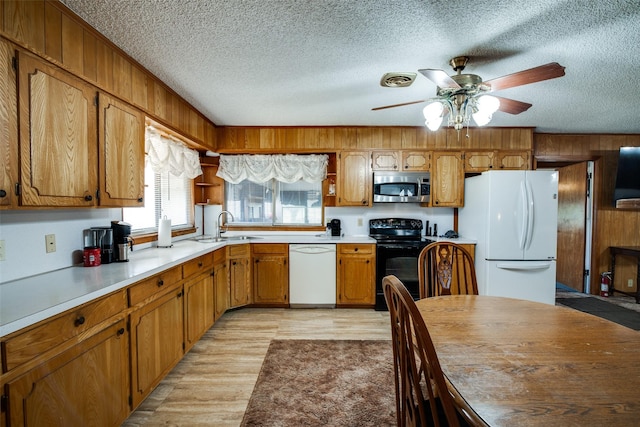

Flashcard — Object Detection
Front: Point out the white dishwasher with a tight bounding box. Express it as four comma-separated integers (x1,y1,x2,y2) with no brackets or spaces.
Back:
289,244,336,307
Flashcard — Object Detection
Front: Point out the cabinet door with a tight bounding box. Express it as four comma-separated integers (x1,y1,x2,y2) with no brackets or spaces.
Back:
130,287,184,408
496,151,531,170
253,253,288,305
337,254,375,306
213,258,229,320
184,271,214,351
98,92,145,207
402,151,430,171
18,51,97,207
464,151,496,172
371,151,400,170
0,40,18,208
7,320,130,427
431,151,465,207
337,151,371,206
229,245,251,308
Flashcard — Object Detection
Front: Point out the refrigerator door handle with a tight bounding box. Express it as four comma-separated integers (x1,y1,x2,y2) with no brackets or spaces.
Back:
525,179,535,250
519,181,528,250
496,262,552,271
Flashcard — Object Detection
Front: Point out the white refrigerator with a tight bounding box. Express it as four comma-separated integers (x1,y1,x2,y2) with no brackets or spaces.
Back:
458,170,559,304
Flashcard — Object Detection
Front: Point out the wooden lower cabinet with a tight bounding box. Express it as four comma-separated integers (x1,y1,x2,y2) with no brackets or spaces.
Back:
252,244,289,306
213,247,230,320
229,244,252,308
129,285,184,409
337,244,376,306
184,270,215,352
5,320,130,427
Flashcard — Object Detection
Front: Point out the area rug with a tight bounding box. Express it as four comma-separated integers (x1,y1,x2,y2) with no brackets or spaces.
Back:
557,297,640,330
241,339,396,426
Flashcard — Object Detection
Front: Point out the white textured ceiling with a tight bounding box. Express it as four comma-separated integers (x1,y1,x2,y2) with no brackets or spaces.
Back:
60,0,640,134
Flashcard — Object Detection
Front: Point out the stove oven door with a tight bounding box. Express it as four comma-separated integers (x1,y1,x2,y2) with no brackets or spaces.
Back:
375,243,425,310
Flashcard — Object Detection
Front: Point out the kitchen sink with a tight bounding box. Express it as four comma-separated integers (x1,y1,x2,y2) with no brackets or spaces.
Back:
193,235,261,243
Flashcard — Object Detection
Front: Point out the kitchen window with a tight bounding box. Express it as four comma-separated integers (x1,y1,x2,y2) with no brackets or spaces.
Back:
122,124,200,232
123,162,194,232
225,179,322,226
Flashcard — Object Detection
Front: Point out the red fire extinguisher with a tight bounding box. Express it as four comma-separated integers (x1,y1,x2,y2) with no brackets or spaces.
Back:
600,272,611,297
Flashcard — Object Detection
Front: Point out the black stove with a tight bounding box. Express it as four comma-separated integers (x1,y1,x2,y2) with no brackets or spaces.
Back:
369,218,434,310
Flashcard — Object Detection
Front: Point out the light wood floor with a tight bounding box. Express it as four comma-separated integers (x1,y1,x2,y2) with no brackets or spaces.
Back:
122,308,392,426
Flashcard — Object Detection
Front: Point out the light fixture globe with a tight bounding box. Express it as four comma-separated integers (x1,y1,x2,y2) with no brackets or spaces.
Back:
423,102,444,131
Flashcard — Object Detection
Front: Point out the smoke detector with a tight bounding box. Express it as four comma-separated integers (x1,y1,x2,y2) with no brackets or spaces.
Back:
380,72,417,87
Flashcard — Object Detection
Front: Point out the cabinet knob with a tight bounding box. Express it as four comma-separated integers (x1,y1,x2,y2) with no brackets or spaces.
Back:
233,261,237,265
157,279,164,287
74,316,86,327
198,262,203,267
117,328,125,336
255,259,259,263
362,200,367,205
354,247,359,252
84,195,93,202
137,197,144,202
0,189,6,197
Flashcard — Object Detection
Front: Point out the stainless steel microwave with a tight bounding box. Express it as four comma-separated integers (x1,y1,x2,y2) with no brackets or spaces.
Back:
373,172,430,203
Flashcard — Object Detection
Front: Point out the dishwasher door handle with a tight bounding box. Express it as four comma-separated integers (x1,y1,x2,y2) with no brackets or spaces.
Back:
290,246,336,255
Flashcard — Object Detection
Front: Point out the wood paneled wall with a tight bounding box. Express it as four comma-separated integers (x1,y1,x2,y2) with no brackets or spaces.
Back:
535,133,640,294
0,0,216,150
216,126,533,152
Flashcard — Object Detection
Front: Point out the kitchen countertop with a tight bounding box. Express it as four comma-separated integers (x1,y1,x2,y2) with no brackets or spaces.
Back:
0,234,376,337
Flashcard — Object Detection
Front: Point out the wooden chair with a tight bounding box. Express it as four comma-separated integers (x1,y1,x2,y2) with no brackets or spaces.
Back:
418,242,478,299
383,275,470,427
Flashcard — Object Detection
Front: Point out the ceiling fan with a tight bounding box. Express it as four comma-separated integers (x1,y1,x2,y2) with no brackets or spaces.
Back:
373,56,566,131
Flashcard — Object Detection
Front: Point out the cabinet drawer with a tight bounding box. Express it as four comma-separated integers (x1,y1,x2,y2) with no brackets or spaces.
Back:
183,252,214,278
128,266,182,306
2,290,127,372
228,244,250,258
338,244,375,255
252,243,288,254
213,247,227,264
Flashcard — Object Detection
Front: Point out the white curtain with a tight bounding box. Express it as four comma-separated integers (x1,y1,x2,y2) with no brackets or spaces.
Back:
217,154,328,184
145,126,202,179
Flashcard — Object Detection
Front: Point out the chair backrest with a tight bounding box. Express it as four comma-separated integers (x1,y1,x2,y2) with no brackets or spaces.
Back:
383,275,462,427
418,241,478,299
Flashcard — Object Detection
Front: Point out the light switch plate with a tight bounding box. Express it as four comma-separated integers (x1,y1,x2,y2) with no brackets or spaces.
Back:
45,234,56,253
0,240,5,261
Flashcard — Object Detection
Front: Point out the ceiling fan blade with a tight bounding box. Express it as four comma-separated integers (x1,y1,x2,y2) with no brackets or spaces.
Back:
493,96,532,115
418,69,460,88
372,100,426,111
484,62,565,91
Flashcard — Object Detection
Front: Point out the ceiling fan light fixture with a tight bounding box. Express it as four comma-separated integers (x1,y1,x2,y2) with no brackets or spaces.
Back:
471,95,500,126
423,102,445,131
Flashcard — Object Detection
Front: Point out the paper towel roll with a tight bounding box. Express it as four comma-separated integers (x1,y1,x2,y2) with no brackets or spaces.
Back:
158,218,172,247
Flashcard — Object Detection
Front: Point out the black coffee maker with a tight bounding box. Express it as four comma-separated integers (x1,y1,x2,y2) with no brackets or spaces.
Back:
329,219,341,236
111,221,132,262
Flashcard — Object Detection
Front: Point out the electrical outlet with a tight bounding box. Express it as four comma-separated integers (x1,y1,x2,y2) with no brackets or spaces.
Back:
0,240,5,261
357,218,363,227
45,234,56,253
628,279,634,288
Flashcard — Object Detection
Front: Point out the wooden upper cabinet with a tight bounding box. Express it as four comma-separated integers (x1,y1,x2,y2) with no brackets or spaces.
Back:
372,151,400,171
402,151,430,171
496,150,531,170
98,92,145,206
0,39,18,208
464,151,496,172
18,50,98,207
431,151,465,207
337,150,371,206
372,150,430,171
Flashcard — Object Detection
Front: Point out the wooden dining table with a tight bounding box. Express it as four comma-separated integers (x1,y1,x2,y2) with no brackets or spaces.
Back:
415,295,640,427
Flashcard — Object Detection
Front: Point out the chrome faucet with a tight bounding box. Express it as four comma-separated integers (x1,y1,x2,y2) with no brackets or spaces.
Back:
217,210,234,238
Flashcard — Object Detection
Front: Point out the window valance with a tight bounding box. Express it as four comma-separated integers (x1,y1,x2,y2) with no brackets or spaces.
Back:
145,126,202,179
217,154,329,184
